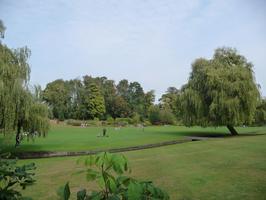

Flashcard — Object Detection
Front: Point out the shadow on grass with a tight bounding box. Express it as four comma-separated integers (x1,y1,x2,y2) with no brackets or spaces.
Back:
182,131,229,137
0,136,47,154
152,127,266,138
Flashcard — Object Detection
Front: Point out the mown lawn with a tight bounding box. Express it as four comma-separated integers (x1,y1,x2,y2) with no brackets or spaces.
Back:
19,133,266,200
1,125,265,152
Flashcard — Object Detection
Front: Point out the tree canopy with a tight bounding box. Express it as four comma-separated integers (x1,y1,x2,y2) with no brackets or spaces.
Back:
159,87,180,115
180,47,260,135
43,79,70,120
254,98,266,125
0,20,49,146
43,76,155,121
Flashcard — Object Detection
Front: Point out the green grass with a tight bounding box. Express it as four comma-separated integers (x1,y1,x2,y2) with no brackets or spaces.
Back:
19,133,266,200
1,125,265,153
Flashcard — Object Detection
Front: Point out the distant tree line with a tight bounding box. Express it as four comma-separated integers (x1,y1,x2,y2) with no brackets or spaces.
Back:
42,48,266,130
42,76,157,122
42,74,187,126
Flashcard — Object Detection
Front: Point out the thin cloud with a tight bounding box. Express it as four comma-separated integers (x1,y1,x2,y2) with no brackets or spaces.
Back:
0,0,265,99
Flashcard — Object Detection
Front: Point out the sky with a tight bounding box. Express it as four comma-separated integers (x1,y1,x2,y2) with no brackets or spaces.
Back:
0,0,265,100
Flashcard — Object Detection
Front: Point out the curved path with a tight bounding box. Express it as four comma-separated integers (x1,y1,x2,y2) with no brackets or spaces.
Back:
16,137,210,159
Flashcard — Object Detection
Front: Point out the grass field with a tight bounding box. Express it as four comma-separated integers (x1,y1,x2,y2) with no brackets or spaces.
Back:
18,133,266,200
1,125,266,199
1,125,266,152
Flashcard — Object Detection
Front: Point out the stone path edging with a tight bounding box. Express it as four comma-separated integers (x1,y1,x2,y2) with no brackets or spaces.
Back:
16,137,208,159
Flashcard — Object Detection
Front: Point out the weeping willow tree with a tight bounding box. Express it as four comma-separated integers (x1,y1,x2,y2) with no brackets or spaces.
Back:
0,20,49,146
180,47,260,135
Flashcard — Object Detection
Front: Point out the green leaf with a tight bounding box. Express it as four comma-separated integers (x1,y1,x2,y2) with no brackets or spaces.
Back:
77,189,86,200
127,181,143,200
97,176,105,189
57,182,71,200
63,182,71,200
107,175,117,193
111,154,128,174
86,169,99,182
116,176,131,187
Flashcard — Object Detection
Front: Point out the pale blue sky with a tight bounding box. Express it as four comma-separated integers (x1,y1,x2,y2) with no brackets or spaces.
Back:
0,0,265,99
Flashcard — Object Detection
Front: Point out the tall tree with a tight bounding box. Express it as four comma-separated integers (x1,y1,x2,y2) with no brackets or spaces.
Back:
43,79,70,120
159,87,179,114
101,79,117,118
83,83,105,119
116,79,132,117
0,45,29,134
66,79,84,119
128,81,145,117
109,95,131,119
117,79,129,100
83,76,118,118
144,90,155,118
0,20,49,146
180,47,260,135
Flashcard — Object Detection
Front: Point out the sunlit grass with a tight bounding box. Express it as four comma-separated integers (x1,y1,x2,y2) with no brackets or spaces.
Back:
1,124,265,152
19,133,266,200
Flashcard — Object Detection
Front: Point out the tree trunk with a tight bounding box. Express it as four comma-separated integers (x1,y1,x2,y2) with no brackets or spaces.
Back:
227,125,238,136
15,123,21,148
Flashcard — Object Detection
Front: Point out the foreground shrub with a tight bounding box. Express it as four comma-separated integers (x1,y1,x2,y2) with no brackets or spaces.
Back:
0,153,36,200
58,152,169,200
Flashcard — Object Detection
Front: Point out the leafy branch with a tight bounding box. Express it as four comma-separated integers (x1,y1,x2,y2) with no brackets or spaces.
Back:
58,152,169,200
0,153,36,200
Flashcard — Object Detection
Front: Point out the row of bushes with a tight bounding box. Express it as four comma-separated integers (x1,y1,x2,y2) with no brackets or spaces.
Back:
65,117,152,127
66,119,102,126
65,107,179,127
